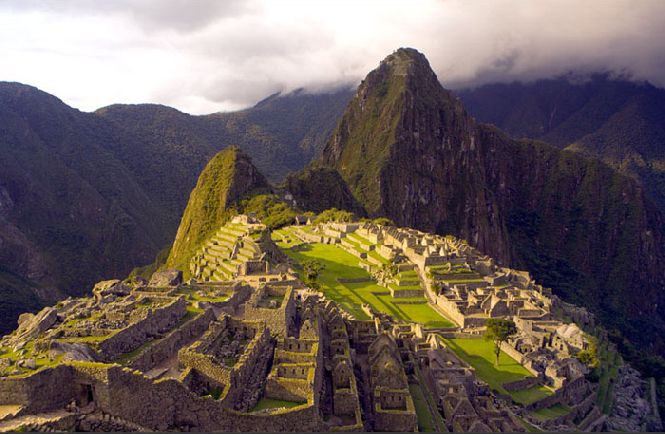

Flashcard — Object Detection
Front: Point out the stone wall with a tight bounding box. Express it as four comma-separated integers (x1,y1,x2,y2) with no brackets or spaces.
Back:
1,361,321,431
129,309,215,373
244,286,296,338
194,284,251,315
433,295,467,327
502,376,541,392
390,288,425,298
373,389,417,432
265,370,313,402
97,365,321,431
526,376,594,412
0,364,76,412
179,317,271,401
499,342,540,377
97,296,187,361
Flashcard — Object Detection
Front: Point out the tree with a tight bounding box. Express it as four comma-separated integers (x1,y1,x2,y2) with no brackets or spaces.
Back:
484,318,518,366
576,337,599,368
302,259,325,289
372,217,395,226
314,208,357,224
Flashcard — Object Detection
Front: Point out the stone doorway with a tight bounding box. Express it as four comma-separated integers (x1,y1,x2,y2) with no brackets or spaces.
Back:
76,383,95,406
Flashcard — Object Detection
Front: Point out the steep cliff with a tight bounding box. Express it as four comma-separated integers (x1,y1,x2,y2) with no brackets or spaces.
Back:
166,147,270,274
459,76,665,213
321,48,665,356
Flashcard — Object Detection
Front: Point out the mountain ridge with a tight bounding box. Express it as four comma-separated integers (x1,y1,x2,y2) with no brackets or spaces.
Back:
315,48,665,362
459,75,665,213
0,81,350,333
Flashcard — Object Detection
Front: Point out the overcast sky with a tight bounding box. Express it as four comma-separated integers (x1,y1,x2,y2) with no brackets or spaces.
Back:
1,0,664,114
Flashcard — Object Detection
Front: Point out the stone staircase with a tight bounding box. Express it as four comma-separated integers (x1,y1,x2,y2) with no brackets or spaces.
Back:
0,410,74,432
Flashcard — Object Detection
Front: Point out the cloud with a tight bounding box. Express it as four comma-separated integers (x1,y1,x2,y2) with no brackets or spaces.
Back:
0,0,663,114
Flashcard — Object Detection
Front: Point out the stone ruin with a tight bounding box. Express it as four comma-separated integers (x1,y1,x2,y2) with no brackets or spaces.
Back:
0,215,660,433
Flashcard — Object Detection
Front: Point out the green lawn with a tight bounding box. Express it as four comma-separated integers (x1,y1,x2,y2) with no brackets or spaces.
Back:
252,397,304,412
443,338,552,405
531,403,570,421
274,237,453,328
409,384,436,432
272,227,303,248
596,339,622,414
410,358,449,432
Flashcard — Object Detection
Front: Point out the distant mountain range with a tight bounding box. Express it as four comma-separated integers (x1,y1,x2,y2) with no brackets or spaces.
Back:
0,82,350,333
458,75,665,212
1,54,665,375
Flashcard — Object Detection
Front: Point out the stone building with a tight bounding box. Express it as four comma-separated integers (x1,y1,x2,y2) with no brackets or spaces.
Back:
367,334,417,432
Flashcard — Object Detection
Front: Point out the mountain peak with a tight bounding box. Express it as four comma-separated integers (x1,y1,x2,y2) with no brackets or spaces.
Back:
322,49,471,214
166,145,270,274
380,47,433,76
359,47,439,93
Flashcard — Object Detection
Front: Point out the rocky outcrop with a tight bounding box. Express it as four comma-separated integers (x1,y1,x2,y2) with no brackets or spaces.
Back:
148,269,182,287
92,280,131,299
608,365,661,432
13,307,58,343
47,341,97,362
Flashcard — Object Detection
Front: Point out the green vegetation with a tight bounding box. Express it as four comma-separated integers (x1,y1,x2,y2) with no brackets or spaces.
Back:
410,355,448,432
370,217,395,226
322,50,413,214
576,336,599,369
531,404,570,421
313,208,357,224
129,246,171,280
280,165,364,215
186,305,205,315
271,226,302,248
166,146,270,275
596,339,622,414
274,236,453,327
114,338,158,365
301,259,325,289
443,338,552,405
252,397,304,412
235,194,297,229
208,387,224,400
0,342,64,377
484,318,518,366
0,269,43,335
409,384,436,432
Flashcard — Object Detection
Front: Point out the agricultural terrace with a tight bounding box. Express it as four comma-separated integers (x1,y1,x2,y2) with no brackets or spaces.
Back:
272,228,454,328
443,338,553,405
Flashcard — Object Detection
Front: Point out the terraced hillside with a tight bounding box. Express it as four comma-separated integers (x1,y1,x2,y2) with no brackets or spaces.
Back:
271,224,558,406
190,222,265,282
272,226,453,328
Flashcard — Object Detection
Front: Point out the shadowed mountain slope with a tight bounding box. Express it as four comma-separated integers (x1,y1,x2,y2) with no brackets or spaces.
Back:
318,48,665,361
